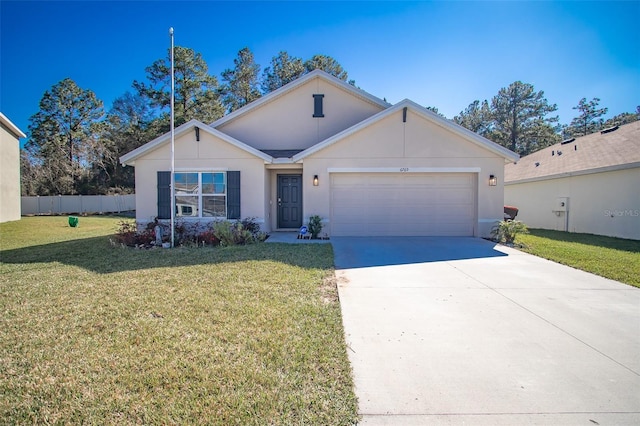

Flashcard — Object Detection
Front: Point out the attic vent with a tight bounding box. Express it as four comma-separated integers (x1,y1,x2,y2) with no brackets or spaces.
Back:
601,125,619,134
561,137,575,145
535,162,540,167
552,150,555,156
557,150,563,156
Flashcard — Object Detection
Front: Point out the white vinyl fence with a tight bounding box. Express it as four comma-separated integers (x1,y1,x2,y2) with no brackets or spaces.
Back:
21,194,135,215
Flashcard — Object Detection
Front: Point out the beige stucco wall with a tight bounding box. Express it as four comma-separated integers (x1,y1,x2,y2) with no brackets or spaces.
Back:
0,121,22,223
216,77,385,150
505,168,640,240
132,130,266,226
303,109,506,237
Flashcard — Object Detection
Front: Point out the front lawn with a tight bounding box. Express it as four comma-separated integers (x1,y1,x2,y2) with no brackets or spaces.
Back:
0,217,358,424
517,229,640,287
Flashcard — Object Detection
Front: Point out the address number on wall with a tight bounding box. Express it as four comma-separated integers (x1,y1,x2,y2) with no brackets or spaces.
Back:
399,168,410,172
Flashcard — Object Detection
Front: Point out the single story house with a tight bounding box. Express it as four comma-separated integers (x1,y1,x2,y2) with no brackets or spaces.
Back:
0,112,26,223
505,121,640,240
121,70,518,237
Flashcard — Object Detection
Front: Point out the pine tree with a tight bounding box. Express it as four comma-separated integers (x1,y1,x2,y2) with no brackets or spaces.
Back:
568,97,608,136
261,51,305,93
25,78,104,194
220,47,262,112
133,46,224,125
488,81,559,155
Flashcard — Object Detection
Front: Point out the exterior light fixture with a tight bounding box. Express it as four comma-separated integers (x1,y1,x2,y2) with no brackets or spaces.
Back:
313,175,319,186
489,175,497,186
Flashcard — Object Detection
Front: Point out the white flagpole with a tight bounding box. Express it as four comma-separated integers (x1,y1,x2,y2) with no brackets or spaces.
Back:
169,27,175,248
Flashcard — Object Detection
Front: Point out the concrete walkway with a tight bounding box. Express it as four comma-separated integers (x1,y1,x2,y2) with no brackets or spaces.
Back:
332,237,640,425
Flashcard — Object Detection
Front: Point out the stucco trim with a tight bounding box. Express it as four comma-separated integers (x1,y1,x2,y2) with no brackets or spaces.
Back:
504,162,640,185
0,112,26,139
175,167,229,172
209,70,390,128
293,100,520,163
119,119,273,165
327,167,482,173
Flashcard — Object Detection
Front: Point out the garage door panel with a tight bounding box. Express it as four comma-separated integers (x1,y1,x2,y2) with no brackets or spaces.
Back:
331,173,475,237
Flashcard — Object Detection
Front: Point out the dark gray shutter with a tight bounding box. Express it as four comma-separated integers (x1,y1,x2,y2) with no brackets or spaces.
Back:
157,171,171,219
227,171,240,220
313,94,324,117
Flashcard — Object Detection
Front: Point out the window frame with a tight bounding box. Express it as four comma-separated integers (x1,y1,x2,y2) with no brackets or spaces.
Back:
174,171,227,219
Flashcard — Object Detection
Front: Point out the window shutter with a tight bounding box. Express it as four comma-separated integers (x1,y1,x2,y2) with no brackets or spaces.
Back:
227,171,241,220
157,171,171,219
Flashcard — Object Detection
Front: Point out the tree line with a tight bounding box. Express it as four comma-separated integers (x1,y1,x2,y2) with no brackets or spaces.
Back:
21,46,638,196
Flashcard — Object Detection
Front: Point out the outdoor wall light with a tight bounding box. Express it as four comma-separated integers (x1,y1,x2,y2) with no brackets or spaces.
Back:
489,174,497,186
313,175,319,186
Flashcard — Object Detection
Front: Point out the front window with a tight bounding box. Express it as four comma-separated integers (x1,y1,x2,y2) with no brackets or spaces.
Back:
174,172,226,218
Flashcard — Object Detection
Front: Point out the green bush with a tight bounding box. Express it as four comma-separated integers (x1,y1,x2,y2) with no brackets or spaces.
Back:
308,215,323,239
491,220,529,244
212,218,267,246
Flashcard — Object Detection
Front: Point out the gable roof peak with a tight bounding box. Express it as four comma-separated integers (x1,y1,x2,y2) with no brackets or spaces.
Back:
209,69,390,129
119,119,272,166
292,98,519,163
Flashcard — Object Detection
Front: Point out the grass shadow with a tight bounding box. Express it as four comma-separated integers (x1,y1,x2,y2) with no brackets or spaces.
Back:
0,235,332,274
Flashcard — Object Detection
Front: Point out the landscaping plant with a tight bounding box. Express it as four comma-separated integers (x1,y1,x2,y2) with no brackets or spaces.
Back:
491,219,529,244
308,215,323,239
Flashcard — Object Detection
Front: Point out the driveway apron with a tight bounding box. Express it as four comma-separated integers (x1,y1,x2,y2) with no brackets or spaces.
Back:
332,237,640,425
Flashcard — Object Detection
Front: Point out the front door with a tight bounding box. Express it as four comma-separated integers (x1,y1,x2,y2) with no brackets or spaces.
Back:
277,175,302,229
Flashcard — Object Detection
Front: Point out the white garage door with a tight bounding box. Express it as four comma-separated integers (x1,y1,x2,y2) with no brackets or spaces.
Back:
330,173,476,236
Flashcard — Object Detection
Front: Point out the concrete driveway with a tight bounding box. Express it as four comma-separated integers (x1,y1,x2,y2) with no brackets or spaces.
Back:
332,237,640,425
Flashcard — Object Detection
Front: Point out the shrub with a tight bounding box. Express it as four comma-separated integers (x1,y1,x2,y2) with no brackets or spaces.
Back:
308,215,323,239
197,230,220,246
115,220,156,247
491,220,529,244
212,218,267,246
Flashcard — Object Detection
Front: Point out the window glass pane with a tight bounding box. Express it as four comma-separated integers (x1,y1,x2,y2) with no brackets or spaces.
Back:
202,173,225,194
175,195,199,217
175,173,198,194
202,196,226,217
202,173,214,194
214,173,226,194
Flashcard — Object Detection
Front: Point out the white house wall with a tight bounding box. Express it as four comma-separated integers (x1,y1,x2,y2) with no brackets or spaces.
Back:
504,168,640,240
0,121,22,223
303,109,505,237
216,77,385,151
133,130,266,226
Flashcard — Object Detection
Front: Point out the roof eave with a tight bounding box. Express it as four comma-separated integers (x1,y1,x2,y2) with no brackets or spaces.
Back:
119,119,273,166
0,112,26,139
294,99,520,162
505,161,640,185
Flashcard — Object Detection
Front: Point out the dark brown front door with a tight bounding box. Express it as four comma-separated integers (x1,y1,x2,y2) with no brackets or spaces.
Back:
277,175,302,228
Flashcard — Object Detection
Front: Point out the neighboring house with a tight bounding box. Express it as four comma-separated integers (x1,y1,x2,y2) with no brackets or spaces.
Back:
121,70,518,237
505,121,640,240
0,112,26,223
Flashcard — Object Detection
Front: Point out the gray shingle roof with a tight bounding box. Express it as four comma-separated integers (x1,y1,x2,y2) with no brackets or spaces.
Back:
505,121,640,183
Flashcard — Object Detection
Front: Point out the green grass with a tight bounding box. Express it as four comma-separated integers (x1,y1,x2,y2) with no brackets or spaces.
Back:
0,217,358,424
517,229,640,287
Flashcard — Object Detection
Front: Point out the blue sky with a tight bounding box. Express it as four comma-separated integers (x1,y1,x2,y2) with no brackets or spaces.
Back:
1,1,638,146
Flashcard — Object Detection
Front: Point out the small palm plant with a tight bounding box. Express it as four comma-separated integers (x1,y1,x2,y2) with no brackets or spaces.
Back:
308,215,323,239
491,220,529,244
